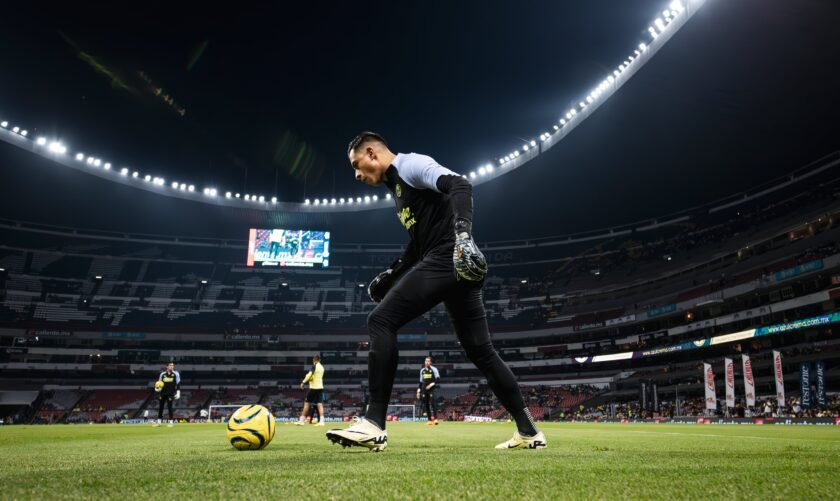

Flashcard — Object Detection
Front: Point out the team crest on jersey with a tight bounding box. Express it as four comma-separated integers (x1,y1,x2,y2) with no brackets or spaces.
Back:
398,207,416,230
395,184,402,198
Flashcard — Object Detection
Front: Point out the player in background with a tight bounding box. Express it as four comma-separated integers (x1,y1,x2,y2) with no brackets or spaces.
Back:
154,361,180,427
417,357,440,425
297,355,326,427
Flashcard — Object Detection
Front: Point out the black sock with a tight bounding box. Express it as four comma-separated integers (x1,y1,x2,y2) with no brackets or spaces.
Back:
511,407,539,436
365,403,387,430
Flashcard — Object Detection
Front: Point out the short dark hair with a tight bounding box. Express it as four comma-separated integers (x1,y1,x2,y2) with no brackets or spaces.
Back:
313,354,321,362
347,131,388,156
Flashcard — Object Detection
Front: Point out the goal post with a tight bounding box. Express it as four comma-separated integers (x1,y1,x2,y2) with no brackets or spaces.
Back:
386,404,417,421
208,404,262,422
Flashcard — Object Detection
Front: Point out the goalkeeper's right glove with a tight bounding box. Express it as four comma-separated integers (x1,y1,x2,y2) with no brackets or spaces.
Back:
368,256,412,303
453,219,487,281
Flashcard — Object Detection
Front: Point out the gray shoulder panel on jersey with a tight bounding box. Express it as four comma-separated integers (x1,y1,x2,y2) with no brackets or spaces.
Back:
393,153,459,192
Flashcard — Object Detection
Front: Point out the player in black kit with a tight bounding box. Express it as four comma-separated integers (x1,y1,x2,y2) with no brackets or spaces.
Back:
417,357,440,425
153,361,180,427
326,132,546,451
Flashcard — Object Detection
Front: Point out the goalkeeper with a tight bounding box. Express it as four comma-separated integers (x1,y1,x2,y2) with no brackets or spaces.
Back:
327,132,545,451
154,361,180,427
417,357,440,425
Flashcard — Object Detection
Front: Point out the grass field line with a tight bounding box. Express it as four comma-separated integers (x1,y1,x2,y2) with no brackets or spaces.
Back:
622,429,838,442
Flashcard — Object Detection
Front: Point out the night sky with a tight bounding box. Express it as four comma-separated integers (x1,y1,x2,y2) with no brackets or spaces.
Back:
1,0,838,240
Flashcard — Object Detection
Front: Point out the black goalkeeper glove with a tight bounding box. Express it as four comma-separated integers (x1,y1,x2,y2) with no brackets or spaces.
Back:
453,219,487,281
368,256,412,303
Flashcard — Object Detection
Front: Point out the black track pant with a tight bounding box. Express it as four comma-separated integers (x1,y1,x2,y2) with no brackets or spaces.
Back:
158,395,174,420
421,391,437,420
365,252,536,435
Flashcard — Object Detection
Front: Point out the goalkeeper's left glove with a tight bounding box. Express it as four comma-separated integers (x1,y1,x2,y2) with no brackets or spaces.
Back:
174,390,180,400
453,219,487,281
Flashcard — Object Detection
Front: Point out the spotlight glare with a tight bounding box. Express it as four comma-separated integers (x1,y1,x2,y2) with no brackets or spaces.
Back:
93,159,101,167
144,174,151,182
36,137,47,145
364,196,370,203
304,198,310,204
554,125,559,130
478,167,486,175
385,193,391,200
20,130,27,136
258,195,264,202
0,121,7,128
244,194,250,200
76,153,84,161
103,162,111,170
347,198,353,204
314,198,320,205
339,198,345,204
356,197,362,203
132,171,139,178
372,195,377,202
322,198,328,205
523,144,529,151
226,192,232,198
271,196,277,203
330,198,336,204
172,181,179,188
120,168,128,176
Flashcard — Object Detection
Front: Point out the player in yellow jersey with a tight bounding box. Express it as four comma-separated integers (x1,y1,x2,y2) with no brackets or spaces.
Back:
296,355,326,426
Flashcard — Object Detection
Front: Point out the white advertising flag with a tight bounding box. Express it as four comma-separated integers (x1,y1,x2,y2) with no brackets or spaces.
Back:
773,350,785,407
704,363,716,410
724,358,735,409
742,354,755,407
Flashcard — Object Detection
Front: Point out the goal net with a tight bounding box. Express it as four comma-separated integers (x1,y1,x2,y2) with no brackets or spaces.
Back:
207,404,263,423
386,404,417,421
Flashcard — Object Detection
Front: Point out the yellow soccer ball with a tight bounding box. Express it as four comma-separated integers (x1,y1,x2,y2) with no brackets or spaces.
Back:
226,405,276,450
154,381,164,391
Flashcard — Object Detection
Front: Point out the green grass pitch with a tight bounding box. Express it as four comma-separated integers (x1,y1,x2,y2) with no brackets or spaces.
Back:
1,422,838,499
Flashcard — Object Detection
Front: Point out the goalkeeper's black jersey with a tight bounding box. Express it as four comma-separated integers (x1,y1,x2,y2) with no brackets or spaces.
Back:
383,154,459,261
158,370,180,396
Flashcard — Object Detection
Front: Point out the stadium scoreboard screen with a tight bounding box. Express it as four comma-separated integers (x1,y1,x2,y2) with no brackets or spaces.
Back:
246,228,330,268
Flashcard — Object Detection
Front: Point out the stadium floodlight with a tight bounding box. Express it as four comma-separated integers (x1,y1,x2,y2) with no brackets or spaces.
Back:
339,197,345,204
529,140,536,147
523,144,529,151
314,198,320,205
586,96,594,104
200,280,208,285
258,195,264,202
75,153,84,161
304,198,310,204
172,181,179,189
670,0,684,12
20,130,28,136
639,42,648,52
385,193,392,200
478,167,486,176
103,162,110,169
322,198,327,205
358,283,365,288
469,172,476,179
144,174,151,182
11,126,20,133
648,26,658,39
132,171,139,178
93,159,102,167
330,198,336,205
655,18,666,32
235,193,240,198
372,195,378,202
514,150,520,157
0,121,7,127
553,125,559,130
86,157,94,165
560,118,566,125
363,196,370,203
120,168,128,176
271,196,277,203
226,192,232,198
347,197,353,204
203,188,209,195
521,279,527,284
486,165,494,173
36,137,47,146
244,194,250,200
179,183,186,190
188,185,195,192
608,75,615,83
356,197,362,203
579,101,586,108
281,282,288,287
